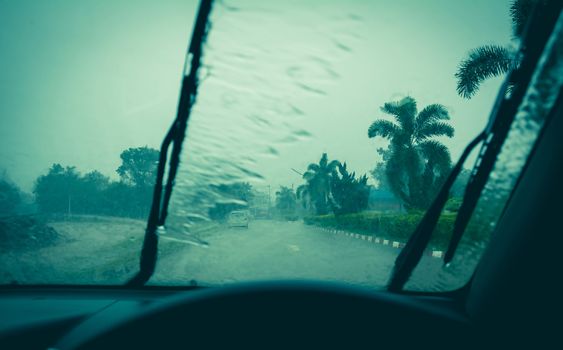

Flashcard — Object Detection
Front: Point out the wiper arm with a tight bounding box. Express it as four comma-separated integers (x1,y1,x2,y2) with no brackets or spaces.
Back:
444,2,562,264
128,0,214,287
387,132,485,292
387,0,562,292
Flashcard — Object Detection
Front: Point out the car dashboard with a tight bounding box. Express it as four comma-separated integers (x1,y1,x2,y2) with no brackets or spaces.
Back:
0,282,475,349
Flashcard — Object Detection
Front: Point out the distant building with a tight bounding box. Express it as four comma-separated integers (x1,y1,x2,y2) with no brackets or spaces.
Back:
368,188,403,212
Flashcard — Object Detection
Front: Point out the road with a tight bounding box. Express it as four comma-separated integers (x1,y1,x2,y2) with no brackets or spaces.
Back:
1,216,464,290
151,219,442,289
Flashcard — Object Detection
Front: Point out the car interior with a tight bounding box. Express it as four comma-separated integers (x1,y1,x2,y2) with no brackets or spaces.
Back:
0,0,561,348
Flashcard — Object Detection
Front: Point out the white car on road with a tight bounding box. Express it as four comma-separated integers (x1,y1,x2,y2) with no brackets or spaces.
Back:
227,210,249,228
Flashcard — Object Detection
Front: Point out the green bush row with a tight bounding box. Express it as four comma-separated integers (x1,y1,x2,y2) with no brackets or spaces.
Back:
304,211,459,250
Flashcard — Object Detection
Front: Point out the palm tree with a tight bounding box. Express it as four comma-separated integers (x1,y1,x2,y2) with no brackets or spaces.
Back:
455,0,543,98
368,97,454,210
275,186,297,213
296,184,311,210
297,153,340,215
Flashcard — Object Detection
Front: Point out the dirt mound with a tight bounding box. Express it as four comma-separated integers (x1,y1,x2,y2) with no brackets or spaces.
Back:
0,215,62,251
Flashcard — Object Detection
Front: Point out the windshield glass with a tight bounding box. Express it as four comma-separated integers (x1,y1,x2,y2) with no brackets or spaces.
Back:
0,0,199,284
1,0,543,289
149,0,521,289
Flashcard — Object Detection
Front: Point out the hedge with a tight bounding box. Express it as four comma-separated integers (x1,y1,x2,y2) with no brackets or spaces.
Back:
303,211,459,250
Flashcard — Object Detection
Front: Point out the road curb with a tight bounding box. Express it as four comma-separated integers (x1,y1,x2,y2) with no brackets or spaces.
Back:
314,227,444,259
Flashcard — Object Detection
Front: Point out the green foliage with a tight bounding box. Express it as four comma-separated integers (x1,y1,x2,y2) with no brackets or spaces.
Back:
297,153,340,215
275,186,297,219
510,0,545,38
0,177,22,216
455,45,513,99
33,164,81,214
102,181,152,218
110,147,159,217
455,0,543,98
32,147,159,219
208,182,254,221
368,96,453,211
330,163,371,215
116,146,159,187
72,171,111,214
370,148,391,190
297,154,372,216
304,211,459,250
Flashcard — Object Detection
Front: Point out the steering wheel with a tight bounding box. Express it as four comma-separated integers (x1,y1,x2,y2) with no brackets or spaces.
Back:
53,281,470,349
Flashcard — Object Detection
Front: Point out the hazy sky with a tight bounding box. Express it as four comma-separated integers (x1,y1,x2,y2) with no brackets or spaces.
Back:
0,0,513,193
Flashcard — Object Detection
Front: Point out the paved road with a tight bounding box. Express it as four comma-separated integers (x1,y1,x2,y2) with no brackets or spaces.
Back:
152,220,412,289
1,216,463,289
0,217,462,290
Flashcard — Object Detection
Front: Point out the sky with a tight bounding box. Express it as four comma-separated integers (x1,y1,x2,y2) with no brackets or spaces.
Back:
0,0,513,194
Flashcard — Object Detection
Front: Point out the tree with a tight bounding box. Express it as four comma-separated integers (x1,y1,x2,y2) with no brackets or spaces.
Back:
115,147,159,218
73,171,110,215
102,181,138,218
295,184,311,211
275,186,297,219
455,0,543,98
370,148,391,191
116,147,159,188
330,163,371,215
33,164,81,215
368,97,454,210
29,147,159,219
297,153,340,215
0,175,22,216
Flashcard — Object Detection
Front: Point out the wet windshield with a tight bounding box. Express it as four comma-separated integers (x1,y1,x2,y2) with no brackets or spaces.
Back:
1,0,557,289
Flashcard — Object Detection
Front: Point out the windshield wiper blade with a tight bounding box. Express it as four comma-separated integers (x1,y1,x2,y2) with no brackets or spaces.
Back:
388,0,562,292
387,132,485,292
128,0,214,287
444,2,562,264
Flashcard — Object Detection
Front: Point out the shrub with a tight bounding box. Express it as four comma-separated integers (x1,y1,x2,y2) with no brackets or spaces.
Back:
304,211,460,250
